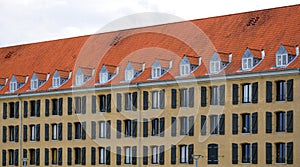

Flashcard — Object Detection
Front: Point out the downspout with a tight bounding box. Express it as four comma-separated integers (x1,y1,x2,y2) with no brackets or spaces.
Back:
17,94,23,167
136,83,141,167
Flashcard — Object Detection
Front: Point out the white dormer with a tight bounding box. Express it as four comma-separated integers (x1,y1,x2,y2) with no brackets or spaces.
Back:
10,75,17,92
125,62,134,81
151,60,162,79
241,48,264,71
275,44,298,68
52,70,61,88
209,52,231,74
180,56,191,76
100,66,109,84
31,73,39,90
75,68,84,86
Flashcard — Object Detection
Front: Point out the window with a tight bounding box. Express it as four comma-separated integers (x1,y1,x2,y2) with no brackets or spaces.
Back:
242,114,251,133
75,122,82,139
208,144,218,164
100,72,109,84
276,112,286,132
29,149,36,165
52,124,58,140
52,99,59,115
276,81,286,101
8,149,14,165
151,90,164,109
276,54,288,67
210,61,220,73
125,69,134,81
152,91,159,109
152,118,159,136
99,147,106,164
152,66,161,79
242,57,253,70
99,121,106,138
180,117,188,135
30,100,40,117
124,120,132,137
9,126,14,141
9,102,18,118
276,143,285,163
10,81,17,92
125,147,131,164
30,125,36,141
180,88,188,107
210,86,218,105
75,97,81,114
99,94,111,112
52,77,60,88
210,115,218,135
242,143,250,163
242,84,251,103
151,146,159,164
75,72,84,86
51,148,58,165
180,145,188,163
74,148,81,165
180,63,190,76
124,92,137,111
31,79,38,90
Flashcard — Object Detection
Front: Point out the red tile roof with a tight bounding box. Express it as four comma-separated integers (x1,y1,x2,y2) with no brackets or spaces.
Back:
0,4,300,94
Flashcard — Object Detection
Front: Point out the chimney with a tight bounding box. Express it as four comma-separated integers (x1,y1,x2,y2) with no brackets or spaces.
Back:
296,45,299,56
198,57,202,66
68,71,72,79
5,78,8,84
142,63,146,71
92,69,95,77
261,49,265,59
46,73,50,80
169,60,173,69
229,53,233,62
25,76,29,83
116,66,120,75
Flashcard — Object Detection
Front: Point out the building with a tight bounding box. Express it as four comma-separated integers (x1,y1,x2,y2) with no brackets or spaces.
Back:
0,4,300,167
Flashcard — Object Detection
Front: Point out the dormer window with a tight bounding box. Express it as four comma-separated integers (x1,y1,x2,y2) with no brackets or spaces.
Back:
52,72,61,88
151,60,162,79
99,65,118,84
31,79,38,90
30,72,48,90
100,72,108,84
276,54,288,67
241,48,263,71
210,61,220,74
209,52,231,74
275,44,298,68
180,57,191,76
10,79,17,92
9,75,27,92
75,68,84,86
242,57,253,70
52,70,69,88
125,69,134,81
124,62,144,82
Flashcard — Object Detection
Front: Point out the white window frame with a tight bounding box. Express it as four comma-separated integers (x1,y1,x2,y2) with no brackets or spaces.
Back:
276,54,288,67
52,124,58,140
152,67,161,79
242,84,252,103
242,57,253,70
180,145,189,163
210,61,220,73
152,146,159,164
10,81,17,92
31,79,38,90
52,77,60,88
125,147,131,164
99,147,106,164
100,72,108,84
152,91,159,109
125,69,134,81
180,88,188,107
276,81,286,101
180,63,190,76
99,121,106,138
30,125,36,141
75,73,84,86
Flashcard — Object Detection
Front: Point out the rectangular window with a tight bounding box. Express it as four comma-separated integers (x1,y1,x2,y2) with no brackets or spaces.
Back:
99,147,106,164
99,121,106,138
51,148,58,165
242,143,250,163
276,143,286,163
29,149,36,165
125,147,131,164
208,144,218,164
75,97,82,114
180,88,188,107
74,122,82,139
242,114,251,133
276,112,286,132
52,124,58,140
277,54,287,66
242,84,251,103
151,118,159,136
180,117,188,135
9,126,14,141
180,145,188,163
9,102,18,118
152,91,159,109
74,148,81,165
30,100,40,117
8,149,14,165
30,125,36,141
152,146,159,164
52,99,59,115
210,115,218,135
210,86,218,105
242,57,253,70
124,120,132,137
210,61,220,73
276,81,286,101
125,93,132,110
99,94,111,112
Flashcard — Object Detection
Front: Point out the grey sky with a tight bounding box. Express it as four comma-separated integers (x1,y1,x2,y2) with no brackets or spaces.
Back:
0,0,298,47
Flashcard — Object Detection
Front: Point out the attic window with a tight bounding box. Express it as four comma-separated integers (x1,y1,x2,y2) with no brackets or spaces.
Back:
180,63,190,76
242,57,253,70
31,79,38,90
276,54,288,67
10,81,17,92
100,72,108,84
75,69,84,86
53,77,60,88
152,66,161,79
210,61,220,74
125,69,134,81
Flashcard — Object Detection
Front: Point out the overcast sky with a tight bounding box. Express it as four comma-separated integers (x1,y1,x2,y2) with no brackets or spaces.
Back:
0,0,298,47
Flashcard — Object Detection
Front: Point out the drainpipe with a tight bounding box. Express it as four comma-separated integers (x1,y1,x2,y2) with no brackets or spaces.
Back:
136,83,141,167
17,94,23,167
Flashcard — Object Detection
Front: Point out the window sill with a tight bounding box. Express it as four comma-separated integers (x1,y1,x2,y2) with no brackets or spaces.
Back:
241,162,251,164
241,132,251,134
275,163,286,164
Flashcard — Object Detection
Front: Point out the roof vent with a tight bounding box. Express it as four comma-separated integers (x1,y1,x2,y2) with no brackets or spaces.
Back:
110,36,122,46
5,51,14,59
247,16,260,26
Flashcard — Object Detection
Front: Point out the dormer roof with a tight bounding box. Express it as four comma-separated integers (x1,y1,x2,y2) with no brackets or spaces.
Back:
244,48,262,59
277,44,295,55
